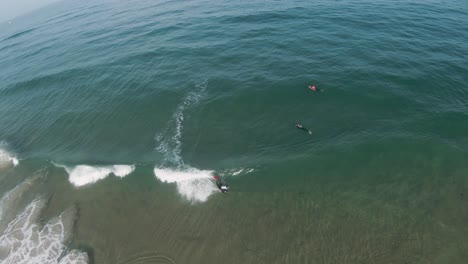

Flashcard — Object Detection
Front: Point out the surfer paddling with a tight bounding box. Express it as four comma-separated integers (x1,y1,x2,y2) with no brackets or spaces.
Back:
296,123,312,135
213,175,229,194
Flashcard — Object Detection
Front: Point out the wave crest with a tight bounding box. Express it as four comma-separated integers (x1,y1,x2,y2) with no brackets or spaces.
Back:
61,164,135,187
154,167,218,203
0,146,19,170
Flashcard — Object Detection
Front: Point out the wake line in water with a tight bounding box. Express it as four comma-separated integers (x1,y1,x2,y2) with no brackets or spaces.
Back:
154,80,220,202
155,80,208,167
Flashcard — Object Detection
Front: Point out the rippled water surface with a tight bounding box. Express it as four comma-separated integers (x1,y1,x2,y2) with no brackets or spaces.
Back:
0,0,467,263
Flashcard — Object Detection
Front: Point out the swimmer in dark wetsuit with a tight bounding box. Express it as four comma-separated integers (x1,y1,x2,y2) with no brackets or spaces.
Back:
296,123,312,134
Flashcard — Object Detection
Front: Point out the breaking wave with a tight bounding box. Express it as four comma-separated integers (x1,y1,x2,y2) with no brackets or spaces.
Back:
154,167,218,203
0,145,19,171
58,164,135,187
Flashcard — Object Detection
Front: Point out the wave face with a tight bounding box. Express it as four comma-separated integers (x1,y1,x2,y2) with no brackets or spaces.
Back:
0,178,88,264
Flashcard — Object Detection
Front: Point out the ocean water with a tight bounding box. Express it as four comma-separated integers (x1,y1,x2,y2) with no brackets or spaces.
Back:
0,0,467,263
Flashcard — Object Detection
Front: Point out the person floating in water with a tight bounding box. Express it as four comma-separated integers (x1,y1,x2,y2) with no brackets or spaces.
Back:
213,175,229,194
296,123,312,134
309,84,323,92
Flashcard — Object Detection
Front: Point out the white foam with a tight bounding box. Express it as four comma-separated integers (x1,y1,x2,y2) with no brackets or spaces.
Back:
230,167,255,176
61,164,135,187
154,167,218,202
0,176,41,230
0,199,89,264
0,177,88,264
58,250,89,264
0,148,19,169
153,81,228,202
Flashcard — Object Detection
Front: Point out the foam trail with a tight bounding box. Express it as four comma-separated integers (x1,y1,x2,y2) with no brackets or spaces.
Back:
60,164,135,187
229,167,255,176
155,80,208,166
153,81,219,202
0,177,88,263
58,250,89,264
154,167,218,203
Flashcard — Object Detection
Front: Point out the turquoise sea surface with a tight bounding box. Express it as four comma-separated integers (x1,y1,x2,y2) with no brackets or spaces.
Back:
0,0,467,263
